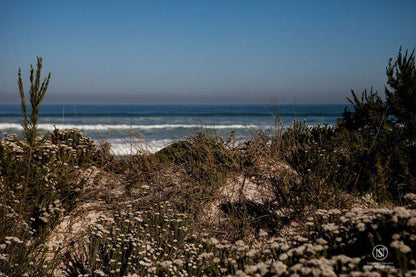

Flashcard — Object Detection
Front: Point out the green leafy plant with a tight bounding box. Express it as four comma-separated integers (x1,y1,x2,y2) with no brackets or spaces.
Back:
335,49,416,201
18,56,51,146
276,122,352,213
386,48,416,141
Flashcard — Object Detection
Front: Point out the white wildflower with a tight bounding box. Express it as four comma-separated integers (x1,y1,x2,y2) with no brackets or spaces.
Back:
173,259,184,267
246,249,257,258
279,253,288,261
94,269,106,276
209,237,219,245
356,222,366,232
271,260,287,275
408,217,416,227
159,260,172,269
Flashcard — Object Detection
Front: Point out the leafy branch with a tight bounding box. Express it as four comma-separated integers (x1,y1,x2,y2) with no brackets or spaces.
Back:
17,56,51,146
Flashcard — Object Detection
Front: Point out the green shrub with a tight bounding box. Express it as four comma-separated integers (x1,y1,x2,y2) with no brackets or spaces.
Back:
273,122,351,213
128,132,241,215
335,49,416,201
386,48,416,142
48,128,115,168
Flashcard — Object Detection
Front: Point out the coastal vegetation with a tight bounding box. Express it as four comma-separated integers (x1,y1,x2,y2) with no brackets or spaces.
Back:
1,49,416,276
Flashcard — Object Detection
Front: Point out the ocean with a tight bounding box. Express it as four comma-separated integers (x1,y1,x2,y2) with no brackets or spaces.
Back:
0,104,348,155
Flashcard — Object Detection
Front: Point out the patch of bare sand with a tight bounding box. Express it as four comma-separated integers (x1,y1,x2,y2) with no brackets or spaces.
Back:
46,166,126,274
201,161,296,230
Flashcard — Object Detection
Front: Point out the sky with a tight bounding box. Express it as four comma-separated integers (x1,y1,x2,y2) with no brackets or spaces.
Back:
0,0,415,105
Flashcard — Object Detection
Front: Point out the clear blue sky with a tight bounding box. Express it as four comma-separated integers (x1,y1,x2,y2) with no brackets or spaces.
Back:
0,0,415,104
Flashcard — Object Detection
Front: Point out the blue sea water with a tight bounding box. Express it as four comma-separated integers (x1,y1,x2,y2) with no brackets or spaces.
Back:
0,104,348,154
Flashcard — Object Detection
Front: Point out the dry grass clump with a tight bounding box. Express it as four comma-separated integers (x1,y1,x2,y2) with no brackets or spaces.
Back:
125,133,242,217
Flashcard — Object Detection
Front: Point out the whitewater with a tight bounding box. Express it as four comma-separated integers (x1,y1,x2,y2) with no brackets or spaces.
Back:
0,104,347,155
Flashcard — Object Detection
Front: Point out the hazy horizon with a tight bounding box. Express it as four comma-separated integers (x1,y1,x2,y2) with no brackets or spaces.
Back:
0,92,349,105
1,0,415,105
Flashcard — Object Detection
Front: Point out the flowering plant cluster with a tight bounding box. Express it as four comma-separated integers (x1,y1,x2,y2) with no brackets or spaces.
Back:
0,129,110,276
61,194,415,276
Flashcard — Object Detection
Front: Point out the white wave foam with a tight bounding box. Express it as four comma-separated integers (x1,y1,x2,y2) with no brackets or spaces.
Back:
104,138,172,155
0,123,264,131
0,123,23,130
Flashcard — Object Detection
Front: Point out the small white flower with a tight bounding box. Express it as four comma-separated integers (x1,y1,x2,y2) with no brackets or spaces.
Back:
209,237,219,245
408,217,416,227
279,253,288,261
159,260,172,269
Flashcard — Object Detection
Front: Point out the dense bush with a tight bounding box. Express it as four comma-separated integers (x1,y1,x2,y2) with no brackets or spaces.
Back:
0,129,111,275
277,122,352,212
334,49,416,201
48,128,115,168
271,48,416,205
386,48,416,142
